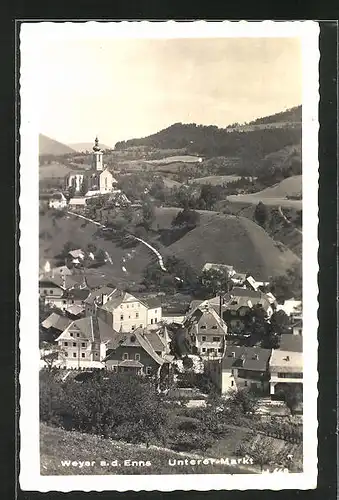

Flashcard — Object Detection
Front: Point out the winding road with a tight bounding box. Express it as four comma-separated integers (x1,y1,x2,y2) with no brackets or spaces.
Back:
67,210,167,272
278,206,302,235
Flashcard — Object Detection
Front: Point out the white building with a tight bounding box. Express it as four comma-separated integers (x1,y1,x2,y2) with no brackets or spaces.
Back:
94,290,162,332
48,192,68,209
65,137,118,196
269,349,303,396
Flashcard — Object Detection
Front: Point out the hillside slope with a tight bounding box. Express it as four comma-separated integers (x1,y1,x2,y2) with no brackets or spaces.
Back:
39,134,75,156
227,176,302,210
166,214,300,280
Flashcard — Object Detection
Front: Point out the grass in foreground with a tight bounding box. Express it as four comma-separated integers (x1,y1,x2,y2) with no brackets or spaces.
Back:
40,423,255,475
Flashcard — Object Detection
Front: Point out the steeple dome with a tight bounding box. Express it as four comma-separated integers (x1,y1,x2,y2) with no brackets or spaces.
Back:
93,136,101,152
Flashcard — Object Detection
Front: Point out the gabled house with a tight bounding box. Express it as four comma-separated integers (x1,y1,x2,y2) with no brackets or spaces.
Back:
41,312,73,337
103,327,173,379
42,283,90,312
184,305,227,358
84,286,117,316
55,316,118,368
223,287,273,334
96,291,162,332
269,349,303,396
205,345,272,395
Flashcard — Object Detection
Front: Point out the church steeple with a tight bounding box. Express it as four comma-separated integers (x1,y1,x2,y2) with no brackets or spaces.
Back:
93,136,101,152
92,136,103,171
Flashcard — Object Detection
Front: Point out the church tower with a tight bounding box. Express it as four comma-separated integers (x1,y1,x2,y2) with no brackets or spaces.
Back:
92,136,104,171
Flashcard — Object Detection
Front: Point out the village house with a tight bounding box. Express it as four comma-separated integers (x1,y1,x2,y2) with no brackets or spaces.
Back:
84,286,117,316
103,326,173,379
269,348,303,397
184,304,228,358
202,263,235,276
48,192,68,209
95,290,162,332
41,312,73,338
205,345,272,395
55,315,118,369
44,287,90,312
276,299,302,322
222,287,273,334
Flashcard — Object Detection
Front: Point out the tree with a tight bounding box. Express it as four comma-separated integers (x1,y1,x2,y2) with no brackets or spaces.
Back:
172,208,200,230
254,201,268,227
269,264,302,302
227,388,259,415
200,268,232,295
142,203,155,231
282,384,303,415
40,343,66,372
236,437,277,471
199,184,220,210
270,310,290,335
80,177,89,196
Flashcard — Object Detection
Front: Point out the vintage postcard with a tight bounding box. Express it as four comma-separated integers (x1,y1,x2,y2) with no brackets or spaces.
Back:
19,21,319,491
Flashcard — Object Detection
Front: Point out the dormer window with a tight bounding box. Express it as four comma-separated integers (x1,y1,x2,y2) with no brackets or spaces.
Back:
200,325,206,329
212,325,217,329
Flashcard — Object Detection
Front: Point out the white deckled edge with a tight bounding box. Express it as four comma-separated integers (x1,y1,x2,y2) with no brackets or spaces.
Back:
19,20,319,492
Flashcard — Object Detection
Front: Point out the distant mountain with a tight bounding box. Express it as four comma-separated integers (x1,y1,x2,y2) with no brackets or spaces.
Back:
115,106,302,158
39,134,75,156
68,142,112,153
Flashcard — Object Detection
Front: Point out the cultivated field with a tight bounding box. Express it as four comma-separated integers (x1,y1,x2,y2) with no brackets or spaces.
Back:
145,155,202,165
188,175,242,186
227,176,302,210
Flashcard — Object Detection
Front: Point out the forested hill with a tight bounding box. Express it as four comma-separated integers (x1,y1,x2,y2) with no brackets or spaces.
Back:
247,106,301,126
115,106,301,158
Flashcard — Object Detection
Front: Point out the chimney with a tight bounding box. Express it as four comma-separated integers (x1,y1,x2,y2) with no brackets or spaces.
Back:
285,356,290,362
102,293,108,305
253,354,259,360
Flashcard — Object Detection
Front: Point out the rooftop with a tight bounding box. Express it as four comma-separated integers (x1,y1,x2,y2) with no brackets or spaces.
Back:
41,313,72,331
222,345,272,372
269,349,303,372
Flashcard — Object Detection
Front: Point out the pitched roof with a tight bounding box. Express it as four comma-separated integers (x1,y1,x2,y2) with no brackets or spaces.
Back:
39,274,80,290
120,359,144,368
100,291,144,312
84,286,117,305
223,287,271,311
185,306,227,335
56,316,118,343
104,328,167,366
62,288,90,301
66,304,85,316
69,249,85,259
202,263,234,273
279,334,303,352
269,349,303,373
222,346,272,372
41,313,72,331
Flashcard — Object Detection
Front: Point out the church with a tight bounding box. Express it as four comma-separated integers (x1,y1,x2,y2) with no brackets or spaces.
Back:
65,137,118,196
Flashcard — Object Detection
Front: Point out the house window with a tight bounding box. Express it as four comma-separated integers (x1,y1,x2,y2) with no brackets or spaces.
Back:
113,366,117,372
151,319,153,324
231,381,234,387
73,342,76,347
63,300,67,304
212,325,217,329
200,325,206,329
155,310,157,314
131,325,135,330
136,312,139,318
135,354,140,361
81,343,86,347
202,348,206,353
73,353,77,358
155,317,158,323
202,336,206,341
123,353,129,360
81,353,85,358
127,304,129,308
218,348,222,353
49,290,54,295
70,333,73,337
76,333,80,337
120,314,124,320
64,342,68,347
128,315,131,319
244,381,248,387
139,324,143,328
213,336,220,342
64,352,68,357
146,366,152,375
131,304,134,308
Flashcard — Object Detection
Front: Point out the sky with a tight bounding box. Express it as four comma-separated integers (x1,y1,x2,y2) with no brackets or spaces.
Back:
37,37,302,148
